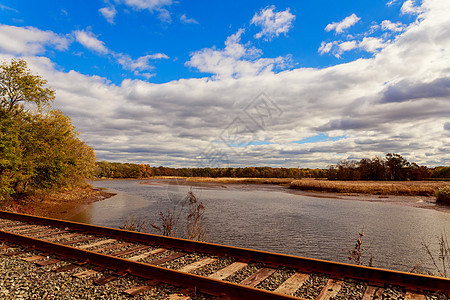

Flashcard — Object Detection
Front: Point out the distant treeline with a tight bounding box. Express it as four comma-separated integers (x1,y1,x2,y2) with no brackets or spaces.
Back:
95,161,327,179
95,155,449,181
328,153,448,181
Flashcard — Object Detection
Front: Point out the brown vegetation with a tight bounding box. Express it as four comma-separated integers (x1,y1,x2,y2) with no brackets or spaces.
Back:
119,216,147,232
184,189,206,241
122,189,207,241
422,232,450,277
185,177,293,185
290,179,448,196
328,153,431,181
150,209,181,237
345,231,373,267
435,186,450,204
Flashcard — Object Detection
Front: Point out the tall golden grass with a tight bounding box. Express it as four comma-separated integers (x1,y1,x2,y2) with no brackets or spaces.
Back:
290,179,449,196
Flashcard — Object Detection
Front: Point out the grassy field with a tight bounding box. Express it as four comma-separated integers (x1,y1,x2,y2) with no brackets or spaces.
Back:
289,179,449,196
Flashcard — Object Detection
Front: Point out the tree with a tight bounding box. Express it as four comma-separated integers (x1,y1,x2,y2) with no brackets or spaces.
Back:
0,59,95,200
385,153,410,180
0,59,54,114
358,156,387,180
23,110,96,190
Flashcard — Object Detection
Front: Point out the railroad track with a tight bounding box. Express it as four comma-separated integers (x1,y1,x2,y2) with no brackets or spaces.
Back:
0,210,449,300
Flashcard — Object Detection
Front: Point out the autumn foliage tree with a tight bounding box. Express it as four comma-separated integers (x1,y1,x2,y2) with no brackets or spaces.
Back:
328,153,431,181
0,59,95,200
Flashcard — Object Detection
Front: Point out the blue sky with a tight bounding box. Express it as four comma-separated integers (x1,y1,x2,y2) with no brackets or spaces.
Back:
0,0,449,167
1,0,416,83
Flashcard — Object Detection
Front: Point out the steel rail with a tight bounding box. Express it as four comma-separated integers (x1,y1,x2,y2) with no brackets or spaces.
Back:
0,230,298,300
1,210,449,293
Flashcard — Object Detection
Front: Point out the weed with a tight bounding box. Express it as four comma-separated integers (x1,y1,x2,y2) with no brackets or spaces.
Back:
345,230,373,267
185,189,206,241
421,231,450,277
138,188,207,241
150,209,181,237
119,215,147,232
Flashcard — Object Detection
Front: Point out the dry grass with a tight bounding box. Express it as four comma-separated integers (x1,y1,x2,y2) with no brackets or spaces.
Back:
290,179,449,196
184,189,206,241
147,189,207,241
120,215,147,232
150,209,181,236
422,232,450,277
186,177,294,185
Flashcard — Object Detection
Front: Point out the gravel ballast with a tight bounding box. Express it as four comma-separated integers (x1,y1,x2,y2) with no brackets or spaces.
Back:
256,267,296,291
191,256,235,276
0,243,213,299
293,273,329,299
331,279,366,300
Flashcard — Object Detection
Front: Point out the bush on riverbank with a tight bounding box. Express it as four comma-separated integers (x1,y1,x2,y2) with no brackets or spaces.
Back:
435,186,450,204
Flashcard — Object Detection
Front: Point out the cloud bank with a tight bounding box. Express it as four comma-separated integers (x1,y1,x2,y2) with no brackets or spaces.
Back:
0,0,449,168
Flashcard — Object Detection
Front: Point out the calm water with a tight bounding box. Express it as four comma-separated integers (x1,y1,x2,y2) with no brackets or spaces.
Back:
71,179,450,272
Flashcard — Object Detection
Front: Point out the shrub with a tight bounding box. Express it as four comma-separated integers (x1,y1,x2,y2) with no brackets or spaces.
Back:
435,186,450,204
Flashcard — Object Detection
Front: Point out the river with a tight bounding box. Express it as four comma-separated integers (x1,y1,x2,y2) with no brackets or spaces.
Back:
71,179,450,273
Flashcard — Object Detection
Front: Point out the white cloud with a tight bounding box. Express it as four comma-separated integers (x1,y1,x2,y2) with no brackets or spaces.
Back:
381,20,406,32
319,18,406,57
122,0,172,11
74,30,109,55
0,25,69,55
401,0,424,15
99,6,117,24
186,28,291,79
180,14,198,25
319,37,386,57
251,6,295,41
0,4,18,13
318,41,335,54
115,53,169,78
358,37,386,52
387,0,399,6
156,8,171,23
121,0,172,22
338,40,358,52
73,29,168,78
98,0,173,23
325,13,361,34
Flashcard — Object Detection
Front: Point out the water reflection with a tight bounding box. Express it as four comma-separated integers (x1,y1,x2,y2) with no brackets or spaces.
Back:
70,179,450,273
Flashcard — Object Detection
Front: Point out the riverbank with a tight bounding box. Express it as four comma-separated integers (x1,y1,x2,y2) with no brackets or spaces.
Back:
142,177,449,197
0,187,115,220
289,179,449,196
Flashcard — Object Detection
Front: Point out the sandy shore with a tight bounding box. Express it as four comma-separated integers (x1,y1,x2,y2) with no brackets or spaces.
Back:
1,187,115,220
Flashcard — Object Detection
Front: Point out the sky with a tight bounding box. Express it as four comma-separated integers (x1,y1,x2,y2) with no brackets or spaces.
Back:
0,0,449,168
